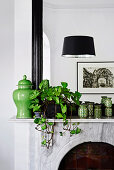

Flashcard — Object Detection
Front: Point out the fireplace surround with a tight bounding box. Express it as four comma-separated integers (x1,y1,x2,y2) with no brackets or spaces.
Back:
10,117,114,170
59,142,114,169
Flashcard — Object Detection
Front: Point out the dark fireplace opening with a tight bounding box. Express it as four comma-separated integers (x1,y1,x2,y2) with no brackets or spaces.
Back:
58,142,114,170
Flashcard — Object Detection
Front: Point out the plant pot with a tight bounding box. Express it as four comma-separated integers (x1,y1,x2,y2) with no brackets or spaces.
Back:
45,103,61,118
34,112,41,118
34,112,45,118
67,104,79,117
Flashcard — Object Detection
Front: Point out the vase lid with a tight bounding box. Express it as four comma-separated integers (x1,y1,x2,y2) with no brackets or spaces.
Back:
18,75,32,86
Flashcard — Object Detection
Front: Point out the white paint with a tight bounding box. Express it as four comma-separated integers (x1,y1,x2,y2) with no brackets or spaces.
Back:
0,0,14,170
14,0,32,83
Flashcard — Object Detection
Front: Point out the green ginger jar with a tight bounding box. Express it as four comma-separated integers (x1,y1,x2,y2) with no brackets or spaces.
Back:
13,75,33,118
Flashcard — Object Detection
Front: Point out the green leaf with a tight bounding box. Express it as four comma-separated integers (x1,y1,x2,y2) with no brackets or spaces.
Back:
59,99,64,105
34,118,40,124
33,105,41,112
30,90,40,100
64,92,71,99
59,132,63,136
57,86,62,93
47,97,52,101
77,122,80,125
61,82,68,88
55,91,60,97
56,113,63,119
32,98,39,104
70,130,76,134
29,104,34,109
47,88,54,96
63,114,66,121
61,104,67,114
41,124,47,130
38,120,43,125
63,120,68,126
76,127,81,134
76,100,80,106
39,80,49,90
41,93,47,101
70,128,81,135
41,117,46,123
33,115,36,119
54,97,59,104
47,122,54,126
41,139,46,145
74,91,82,99
50,131,54,133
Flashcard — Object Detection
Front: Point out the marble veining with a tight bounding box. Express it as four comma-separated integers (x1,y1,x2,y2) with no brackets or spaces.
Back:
11,118,114,170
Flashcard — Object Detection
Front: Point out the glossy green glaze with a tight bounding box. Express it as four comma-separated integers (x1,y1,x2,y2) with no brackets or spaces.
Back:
94,104,102,119
13,75,33,118
78,104,88,118
105,107,112,117
104,98,112,107
101,96,107,105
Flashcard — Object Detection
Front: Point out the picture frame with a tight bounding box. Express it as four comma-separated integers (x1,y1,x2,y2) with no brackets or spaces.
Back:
77,61,114,94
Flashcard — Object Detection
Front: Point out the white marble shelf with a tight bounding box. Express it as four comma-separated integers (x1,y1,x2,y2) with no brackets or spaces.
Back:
9,116,114,123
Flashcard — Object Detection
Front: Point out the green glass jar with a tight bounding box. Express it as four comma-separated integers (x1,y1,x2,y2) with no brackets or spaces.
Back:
105,107,112,117
78,104,88,118
94,104,102,119
101,96,107,105
13,75,33,118
88,103,94,118
104,98,112,107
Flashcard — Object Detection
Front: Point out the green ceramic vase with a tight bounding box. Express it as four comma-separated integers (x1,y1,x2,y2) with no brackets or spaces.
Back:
78,104,88,118
105,107,112,117
13,75,33,118
94,104,102,119
101,96,107,105
104,98,112,107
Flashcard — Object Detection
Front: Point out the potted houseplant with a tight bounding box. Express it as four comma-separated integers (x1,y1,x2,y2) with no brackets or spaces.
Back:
29,79,82,148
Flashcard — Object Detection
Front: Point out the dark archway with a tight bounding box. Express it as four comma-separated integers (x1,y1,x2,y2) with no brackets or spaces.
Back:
58,142,114,170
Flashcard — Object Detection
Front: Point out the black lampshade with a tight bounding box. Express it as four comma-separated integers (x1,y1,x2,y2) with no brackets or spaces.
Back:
62,36,96,58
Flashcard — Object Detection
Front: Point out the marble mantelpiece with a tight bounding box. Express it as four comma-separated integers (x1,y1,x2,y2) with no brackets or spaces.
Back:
10,117,114,170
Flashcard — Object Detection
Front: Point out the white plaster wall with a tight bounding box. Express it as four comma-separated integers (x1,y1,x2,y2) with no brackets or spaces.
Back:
0,0,31,169
44,7,114,103
14,0,32,83
0,0,14,169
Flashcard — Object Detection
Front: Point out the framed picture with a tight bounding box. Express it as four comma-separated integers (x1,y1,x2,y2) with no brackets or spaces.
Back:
77,62,114,94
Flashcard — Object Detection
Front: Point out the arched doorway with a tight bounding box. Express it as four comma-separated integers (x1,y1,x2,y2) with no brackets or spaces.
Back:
58,142,114,170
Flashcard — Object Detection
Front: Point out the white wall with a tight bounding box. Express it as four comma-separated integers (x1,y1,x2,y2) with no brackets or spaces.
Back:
44,7,114,103
0,0,14,169
15,0,32,83
0,0,31,169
